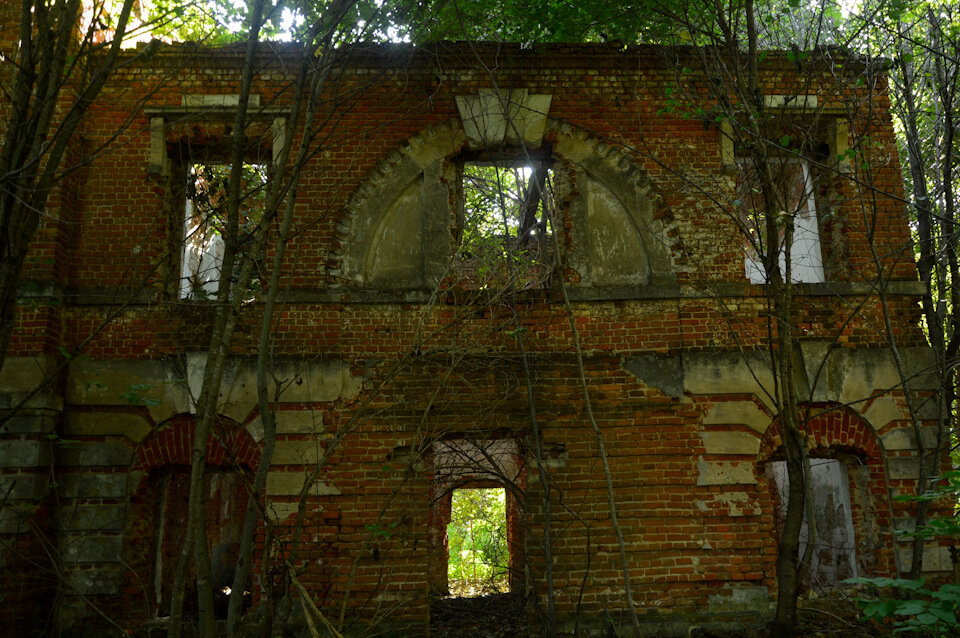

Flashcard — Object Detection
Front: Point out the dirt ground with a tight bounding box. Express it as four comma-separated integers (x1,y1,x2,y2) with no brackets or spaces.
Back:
431,593,529,638
429,589,885,637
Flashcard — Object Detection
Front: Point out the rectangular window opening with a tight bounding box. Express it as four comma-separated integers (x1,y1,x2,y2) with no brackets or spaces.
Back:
447,487,509,597
457,161,556,288
180,162,268,299
737,156,824,284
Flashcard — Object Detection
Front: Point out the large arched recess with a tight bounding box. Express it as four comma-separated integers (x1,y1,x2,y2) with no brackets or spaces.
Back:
122,414,261,618
334,119,678,290
758,403,895,584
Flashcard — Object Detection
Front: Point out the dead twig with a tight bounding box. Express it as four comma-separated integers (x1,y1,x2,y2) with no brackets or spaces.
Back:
288,563,344,638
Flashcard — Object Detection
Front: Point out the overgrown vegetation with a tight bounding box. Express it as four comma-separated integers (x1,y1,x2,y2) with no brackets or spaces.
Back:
447,488,509,597
457,162,555,288
847,470,960,633
3,0,960,637
849,578,960,635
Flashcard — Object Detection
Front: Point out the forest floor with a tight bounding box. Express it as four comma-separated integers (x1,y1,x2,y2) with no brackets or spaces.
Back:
429,589,883,637
430,593,528,638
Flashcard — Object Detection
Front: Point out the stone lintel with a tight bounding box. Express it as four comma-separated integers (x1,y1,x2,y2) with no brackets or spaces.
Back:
456,89,551,149
265,472,341,496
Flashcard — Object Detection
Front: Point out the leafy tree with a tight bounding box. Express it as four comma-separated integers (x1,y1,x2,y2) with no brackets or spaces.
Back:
883,1,960,579
457,163,554,287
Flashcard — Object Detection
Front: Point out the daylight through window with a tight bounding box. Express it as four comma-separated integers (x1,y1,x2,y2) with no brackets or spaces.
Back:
458,161,555,286
180,163,267,299
447,487,509,597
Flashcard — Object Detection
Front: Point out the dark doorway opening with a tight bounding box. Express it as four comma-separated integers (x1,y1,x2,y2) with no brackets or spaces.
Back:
140,466,250,620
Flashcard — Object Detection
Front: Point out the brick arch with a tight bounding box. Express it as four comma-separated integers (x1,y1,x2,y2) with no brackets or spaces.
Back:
758,402,896,577
758,403,883,461
132,413,260,473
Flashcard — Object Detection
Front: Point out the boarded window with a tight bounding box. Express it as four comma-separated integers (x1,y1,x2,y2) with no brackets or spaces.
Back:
151,468,249,618
768,458,858,589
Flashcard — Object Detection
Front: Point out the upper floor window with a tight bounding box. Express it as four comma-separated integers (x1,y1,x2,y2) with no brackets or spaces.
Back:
180,162,267,299
737,156,824,284
455,159,555,288
338,119,676,291
145,97,285,300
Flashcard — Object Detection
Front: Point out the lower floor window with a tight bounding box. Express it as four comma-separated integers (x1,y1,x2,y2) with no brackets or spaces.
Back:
767,457,858,589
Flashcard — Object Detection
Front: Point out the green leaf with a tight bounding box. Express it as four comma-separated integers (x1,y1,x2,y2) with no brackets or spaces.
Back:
120,383,159,406
913,612,941,626
861,599,900,618
925,605,956,624
933,584,960,599
364,523,392,539
894,599,928,616
896,579,928,592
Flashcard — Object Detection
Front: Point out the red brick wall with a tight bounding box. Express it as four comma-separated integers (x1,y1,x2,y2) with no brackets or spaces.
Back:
0,42,938,635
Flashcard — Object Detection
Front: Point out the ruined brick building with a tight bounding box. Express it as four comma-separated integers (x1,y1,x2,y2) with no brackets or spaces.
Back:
0,30,943,637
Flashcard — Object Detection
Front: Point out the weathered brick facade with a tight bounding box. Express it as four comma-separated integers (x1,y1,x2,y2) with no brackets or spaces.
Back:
0,36,943,636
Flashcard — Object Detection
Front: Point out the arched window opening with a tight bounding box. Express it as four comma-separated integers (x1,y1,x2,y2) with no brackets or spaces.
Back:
137,465,251,621
125,415,261,623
